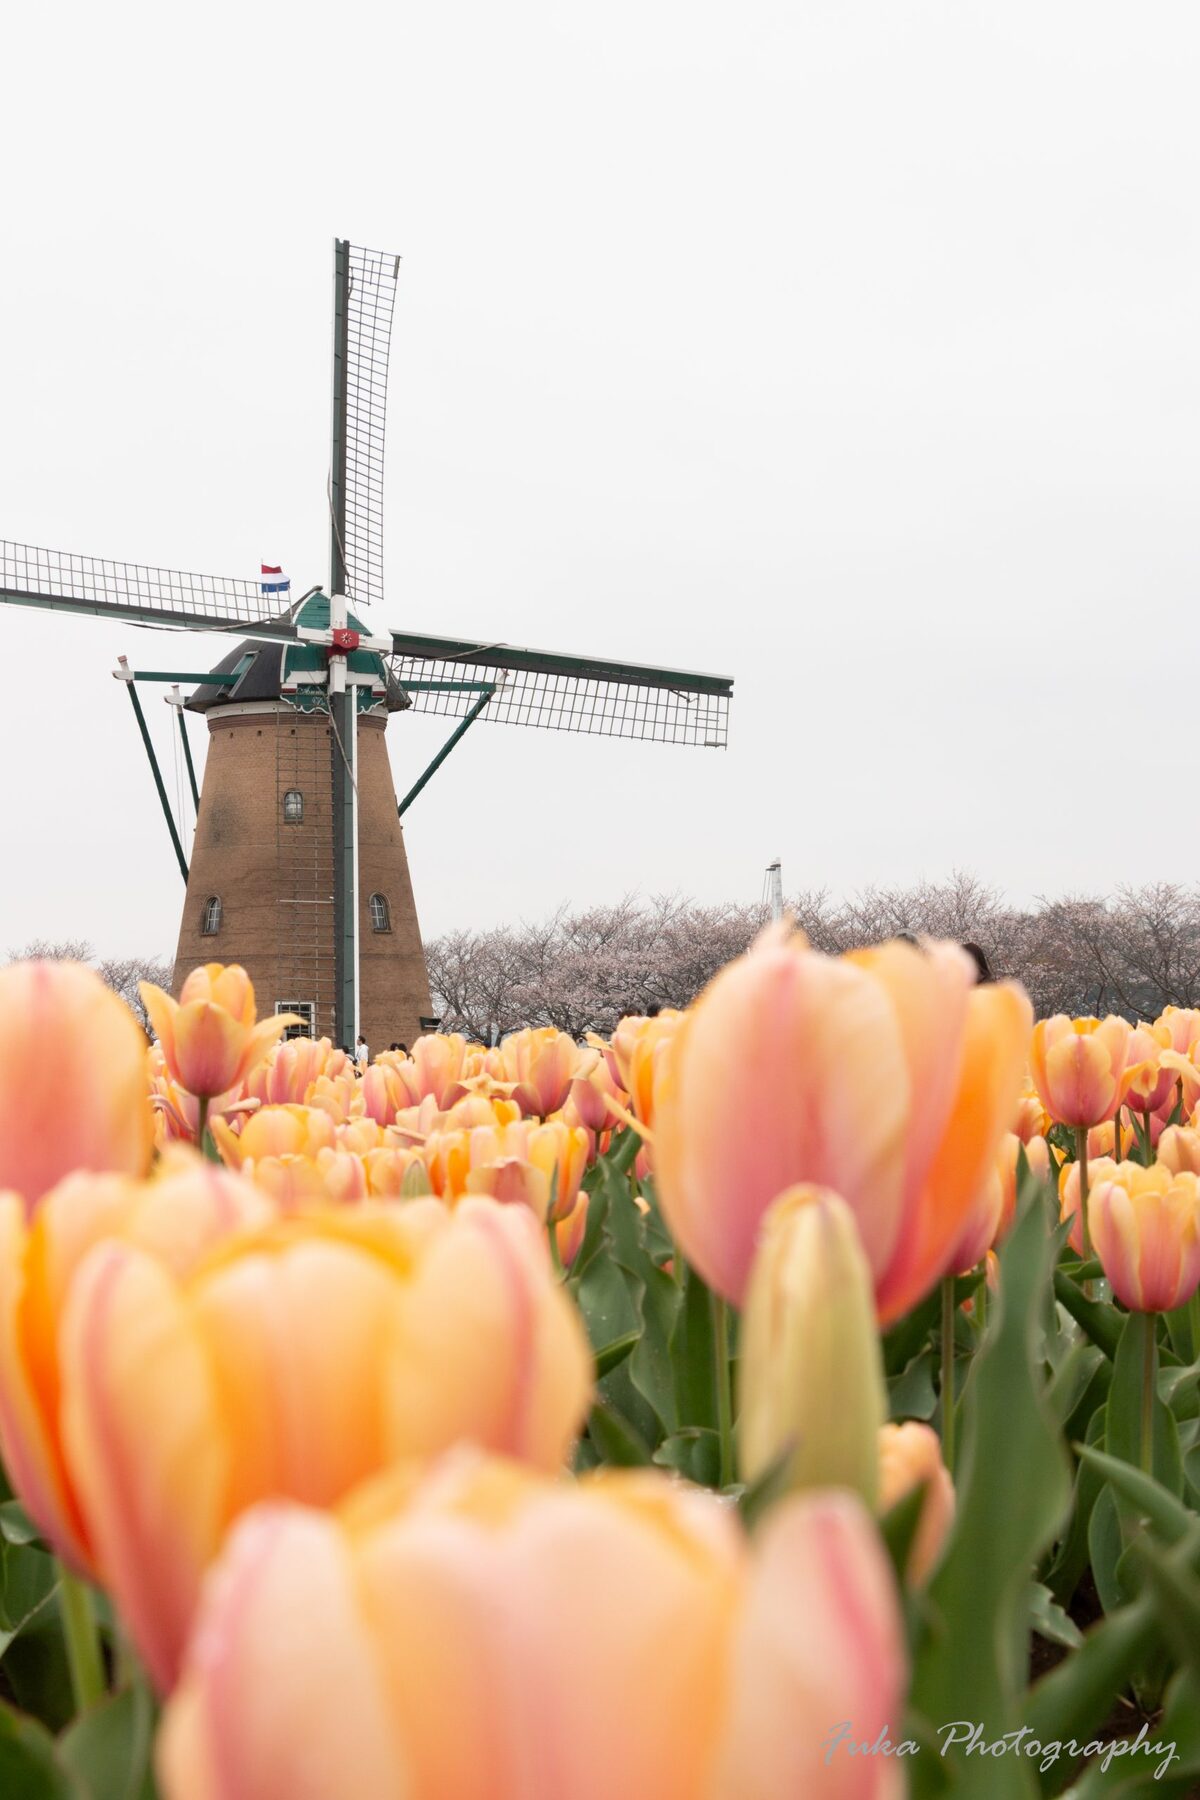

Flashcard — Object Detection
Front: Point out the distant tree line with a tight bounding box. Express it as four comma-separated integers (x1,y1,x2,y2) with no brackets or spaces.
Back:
426,878,1200,1040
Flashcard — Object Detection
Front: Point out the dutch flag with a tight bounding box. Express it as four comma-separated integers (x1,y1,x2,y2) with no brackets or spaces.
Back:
260,563,290,597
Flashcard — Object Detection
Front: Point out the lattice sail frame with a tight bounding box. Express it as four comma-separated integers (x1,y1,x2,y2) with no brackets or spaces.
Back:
341,246,400,614
0,542,285,633
388,634,732,748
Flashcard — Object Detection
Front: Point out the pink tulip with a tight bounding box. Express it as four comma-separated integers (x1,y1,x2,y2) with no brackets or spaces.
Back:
655,929,1031,1323
1029,1015,1133,1129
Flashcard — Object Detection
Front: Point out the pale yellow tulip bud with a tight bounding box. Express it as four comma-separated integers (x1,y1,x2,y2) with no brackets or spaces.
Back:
738,1185,886,1507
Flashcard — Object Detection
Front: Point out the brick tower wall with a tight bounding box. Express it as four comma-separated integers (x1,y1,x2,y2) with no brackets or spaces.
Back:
172,703,432,1052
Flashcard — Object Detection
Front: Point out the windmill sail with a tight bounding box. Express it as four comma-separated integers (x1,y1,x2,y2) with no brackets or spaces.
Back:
389,631,732,748
0,541,296,636
331,243,400,613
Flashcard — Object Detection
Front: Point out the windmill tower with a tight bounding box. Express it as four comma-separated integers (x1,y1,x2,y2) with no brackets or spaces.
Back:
1,242,734,1045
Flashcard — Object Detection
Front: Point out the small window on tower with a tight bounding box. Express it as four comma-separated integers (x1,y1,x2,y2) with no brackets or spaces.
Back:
369,893,391,933
283,790,304,823
201,896,222,936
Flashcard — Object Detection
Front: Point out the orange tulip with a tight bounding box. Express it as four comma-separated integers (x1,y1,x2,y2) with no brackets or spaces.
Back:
655,928,1031,1323
157,1451,906,1800
992,1131,1052,1244
1088,1165,1200,1313
141,965,297,1101
60,1199,591,1690
1029,1015,1133,1129
0,960,153,1214
877,1422,955,1586
1156,1006,1200,1054
1012,1086,1050,1144
0,1149,274,1576
1157,1125,1200,1177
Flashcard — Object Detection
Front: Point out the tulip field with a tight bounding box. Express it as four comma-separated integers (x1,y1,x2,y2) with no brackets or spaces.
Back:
2,935,1200,1797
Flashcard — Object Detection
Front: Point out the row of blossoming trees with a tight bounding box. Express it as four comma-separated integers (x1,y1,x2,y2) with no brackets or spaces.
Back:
2,935,1200,1794
427,880,1200,1037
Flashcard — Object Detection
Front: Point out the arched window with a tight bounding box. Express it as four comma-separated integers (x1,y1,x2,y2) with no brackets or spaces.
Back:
201,896,222,936
283,790,304,823
369,893,390,933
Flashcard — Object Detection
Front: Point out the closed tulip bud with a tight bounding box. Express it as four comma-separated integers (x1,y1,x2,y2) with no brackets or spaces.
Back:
739,1187,886,1506
877,1421,956,1585
141,965,298,1102
656,928,1031,1323
60,1198,591,1689
1029,1015,1133,1129
0,1150,274,1575
158,1451,906,1800
1158,1125,1200,1177
1088,1165,1200,1313
0,960,153,1214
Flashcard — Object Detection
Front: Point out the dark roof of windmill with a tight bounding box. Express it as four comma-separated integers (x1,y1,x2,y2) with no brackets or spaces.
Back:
186,623,409,715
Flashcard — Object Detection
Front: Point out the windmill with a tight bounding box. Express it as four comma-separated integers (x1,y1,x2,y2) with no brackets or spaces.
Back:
1,241,734,1049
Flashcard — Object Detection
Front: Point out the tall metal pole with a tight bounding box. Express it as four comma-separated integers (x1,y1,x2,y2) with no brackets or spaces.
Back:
766,859,784,922
329,239,358,1048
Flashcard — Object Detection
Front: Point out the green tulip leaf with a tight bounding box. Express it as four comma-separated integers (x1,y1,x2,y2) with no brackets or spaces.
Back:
909,1184,1072,1799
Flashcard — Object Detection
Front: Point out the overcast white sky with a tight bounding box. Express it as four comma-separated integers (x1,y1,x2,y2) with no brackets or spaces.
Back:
2,3,1197,959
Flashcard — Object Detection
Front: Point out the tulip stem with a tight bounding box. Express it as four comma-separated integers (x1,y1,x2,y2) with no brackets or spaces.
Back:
976,1268,987,1334
58,1566,105,1714
711,1291,734,1489
1113,1108,1122,1161
1140,1315,1157,1477
1142,1110,1153,1167
1073,1126,1092,1260
940,1278,956,1476
547,1216,563,1278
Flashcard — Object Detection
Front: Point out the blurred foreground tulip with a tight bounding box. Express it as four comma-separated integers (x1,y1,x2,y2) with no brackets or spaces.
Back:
157,1450,906,1800
0,1149,274,1576
60,1199,591,1689
140,965,297,1103
655,927,1031,1323
877,1422,955,1586
1089,1165,1200,1313
0,960,153,1214
1029,1015,1132,1129
739,1188,885,1506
